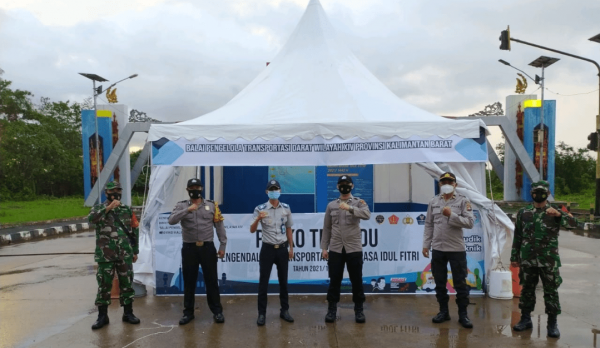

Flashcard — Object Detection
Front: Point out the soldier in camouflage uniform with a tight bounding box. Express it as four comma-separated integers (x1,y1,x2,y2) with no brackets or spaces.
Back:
510,180,577,338
89,181,141,330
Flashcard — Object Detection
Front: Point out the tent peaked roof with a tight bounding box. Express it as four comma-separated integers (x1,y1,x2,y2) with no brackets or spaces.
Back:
148,0,482,141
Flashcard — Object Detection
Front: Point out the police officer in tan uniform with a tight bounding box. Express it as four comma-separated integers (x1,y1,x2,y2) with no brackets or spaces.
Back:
250,179,295,326
168,178,227,325
422,172,475,328
321,175,371,323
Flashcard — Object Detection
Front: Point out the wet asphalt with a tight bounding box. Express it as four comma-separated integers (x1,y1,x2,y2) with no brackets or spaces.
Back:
0,230,599,348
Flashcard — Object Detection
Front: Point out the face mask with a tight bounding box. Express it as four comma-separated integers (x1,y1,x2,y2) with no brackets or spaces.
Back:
268,190,281,200
188,189,202,199
531,190,548,203
440,184,455,195
107,193,121,201
339,185,352,194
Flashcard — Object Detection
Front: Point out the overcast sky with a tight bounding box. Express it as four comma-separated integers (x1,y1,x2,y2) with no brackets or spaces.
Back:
1,0,599,151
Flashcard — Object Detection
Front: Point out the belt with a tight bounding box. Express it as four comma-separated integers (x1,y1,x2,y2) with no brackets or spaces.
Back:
262,242,288,249
183,241,214,247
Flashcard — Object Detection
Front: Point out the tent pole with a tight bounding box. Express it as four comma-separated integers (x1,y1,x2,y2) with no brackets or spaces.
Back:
408,164,413,203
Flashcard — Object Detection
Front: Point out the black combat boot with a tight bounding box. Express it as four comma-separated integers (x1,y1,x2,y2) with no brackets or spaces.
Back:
547,314,560,338
512,311,533,331
432,303,450,323
458,306,473,328
325,302,337,323
354,303,365,323
91,305,109,330
122,303,141,324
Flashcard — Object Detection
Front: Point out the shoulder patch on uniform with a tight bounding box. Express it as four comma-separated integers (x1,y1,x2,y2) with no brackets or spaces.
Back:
257,204,267,210
466,201,472,211
280,202,289,208
359,199,366,205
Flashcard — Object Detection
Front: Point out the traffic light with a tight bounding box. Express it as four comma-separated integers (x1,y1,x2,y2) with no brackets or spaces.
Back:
588,132,599,151
499,26,511,51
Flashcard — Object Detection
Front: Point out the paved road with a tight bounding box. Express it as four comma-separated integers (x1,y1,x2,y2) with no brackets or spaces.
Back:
1,231,599,347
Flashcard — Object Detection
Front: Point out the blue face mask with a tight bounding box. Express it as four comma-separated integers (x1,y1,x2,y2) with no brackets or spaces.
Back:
268,191,281,200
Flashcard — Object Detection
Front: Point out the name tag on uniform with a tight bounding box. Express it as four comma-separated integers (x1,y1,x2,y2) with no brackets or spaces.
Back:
205,206,210,210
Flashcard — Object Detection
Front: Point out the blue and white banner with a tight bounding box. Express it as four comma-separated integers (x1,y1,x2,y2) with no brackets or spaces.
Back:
151,134,487,167
154,211,485,295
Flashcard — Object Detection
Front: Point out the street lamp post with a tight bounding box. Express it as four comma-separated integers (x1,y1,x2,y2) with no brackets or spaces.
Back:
78,73,138,205
529,56,559,181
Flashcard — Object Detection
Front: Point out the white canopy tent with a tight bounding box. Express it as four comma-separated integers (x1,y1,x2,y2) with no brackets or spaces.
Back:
136,0,513,290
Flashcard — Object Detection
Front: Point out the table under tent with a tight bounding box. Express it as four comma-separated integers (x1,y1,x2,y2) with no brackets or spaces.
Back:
133,0,513,296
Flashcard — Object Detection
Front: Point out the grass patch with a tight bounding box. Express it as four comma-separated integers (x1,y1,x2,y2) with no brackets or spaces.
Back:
0,197,90,225
131,193,146,206
555,188,595,208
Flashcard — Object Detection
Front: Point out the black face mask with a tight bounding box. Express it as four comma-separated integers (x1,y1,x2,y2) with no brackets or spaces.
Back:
531,190,548,203
107,193,122,202
339,185,352,195
188,189,202,199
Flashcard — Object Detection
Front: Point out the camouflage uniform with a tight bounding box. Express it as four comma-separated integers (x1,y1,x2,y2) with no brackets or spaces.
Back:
89,200,140,306
510,189,577,315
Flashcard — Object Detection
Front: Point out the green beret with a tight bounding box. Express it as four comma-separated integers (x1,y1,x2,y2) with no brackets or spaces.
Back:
531,180,550,192
105,181,122,190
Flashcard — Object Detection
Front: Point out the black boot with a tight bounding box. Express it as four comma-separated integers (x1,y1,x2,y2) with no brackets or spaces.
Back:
91,305,109,330
458,307,473,328
122,303,140,324
512,311,532,331
354,303,365,323
547,314,560,338
325,302,337,323
432,303,450,323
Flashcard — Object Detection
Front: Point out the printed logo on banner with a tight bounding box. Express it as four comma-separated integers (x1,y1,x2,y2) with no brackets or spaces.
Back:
416,214,426,225
388,214,399,225
375,215,385,224
402,215,414,225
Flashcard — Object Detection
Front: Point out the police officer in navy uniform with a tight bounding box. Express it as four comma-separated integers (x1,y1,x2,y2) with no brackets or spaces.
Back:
168,178,227,325
250,180,295,326
422,172,475,328
321,175,371,323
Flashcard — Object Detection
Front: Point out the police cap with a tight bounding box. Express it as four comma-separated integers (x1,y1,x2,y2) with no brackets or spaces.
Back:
266,180,281,190
187,178,203,188
338,175,353,184
439,172,456,182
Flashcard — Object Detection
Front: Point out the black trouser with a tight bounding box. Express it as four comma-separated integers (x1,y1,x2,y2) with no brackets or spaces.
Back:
258,242,289,315
431,250,470,310
326,248,365,305
181,242,222,316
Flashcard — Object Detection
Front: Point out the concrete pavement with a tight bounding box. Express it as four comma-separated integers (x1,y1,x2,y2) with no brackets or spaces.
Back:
1,230,599,347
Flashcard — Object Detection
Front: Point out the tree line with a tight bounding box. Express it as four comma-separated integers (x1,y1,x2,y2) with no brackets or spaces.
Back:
1,73,595,201
487,141,596,199
0,74,150,201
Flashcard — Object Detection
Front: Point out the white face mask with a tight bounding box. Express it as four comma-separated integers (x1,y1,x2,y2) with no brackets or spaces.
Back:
440,184,455,195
